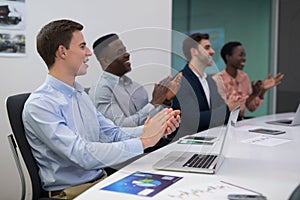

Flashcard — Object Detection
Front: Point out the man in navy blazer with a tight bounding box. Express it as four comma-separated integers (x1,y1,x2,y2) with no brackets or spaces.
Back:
168,33,245,142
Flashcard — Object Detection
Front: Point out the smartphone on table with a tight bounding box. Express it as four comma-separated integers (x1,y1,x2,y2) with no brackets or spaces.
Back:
181,135,217,143
228,194,267,200
248,128,285,135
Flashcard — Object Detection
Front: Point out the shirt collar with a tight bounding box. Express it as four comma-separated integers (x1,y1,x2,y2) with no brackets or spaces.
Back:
46,74,84,95
190,68,207,80
102,71,132,85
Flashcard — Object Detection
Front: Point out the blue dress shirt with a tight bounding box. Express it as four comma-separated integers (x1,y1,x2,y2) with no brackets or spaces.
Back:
22,75,144,191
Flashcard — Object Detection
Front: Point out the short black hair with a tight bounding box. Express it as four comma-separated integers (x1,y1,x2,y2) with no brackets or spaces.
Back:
93,33,119,61
182,33,209,61
220,41,242,64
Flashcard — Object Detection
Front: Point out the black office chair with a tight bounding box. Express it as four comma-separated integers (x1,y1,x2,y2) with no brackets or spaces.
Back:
289,184,300,200
6,93,54,200
84,87,90,94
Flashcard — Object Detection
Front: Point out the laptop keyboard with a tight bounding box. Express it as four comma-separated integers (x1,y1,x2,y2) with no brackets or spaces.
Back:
183,154,217,168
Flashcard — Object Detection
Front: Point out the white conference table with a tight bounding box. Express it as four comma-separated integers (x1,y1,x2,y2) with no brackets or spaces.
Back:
75,113,300,200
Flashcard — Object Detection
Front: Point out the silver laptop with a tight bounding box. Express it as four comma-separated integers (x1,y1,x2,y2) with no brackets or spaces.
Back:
153,106,240,174
266,103,300,126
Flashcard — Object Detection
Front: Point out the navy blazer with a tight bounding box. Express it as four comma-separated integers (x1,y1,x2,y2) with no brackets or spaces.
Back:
169,63,230,142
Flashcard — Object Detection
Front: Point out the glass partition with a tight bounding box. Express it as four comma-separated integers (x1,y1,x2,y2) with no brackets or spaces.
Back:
172,0,273,117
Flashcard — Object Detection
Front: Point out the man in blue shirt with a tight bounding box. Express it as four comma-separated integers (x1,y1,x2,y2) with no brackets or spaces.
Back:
22,19,180,199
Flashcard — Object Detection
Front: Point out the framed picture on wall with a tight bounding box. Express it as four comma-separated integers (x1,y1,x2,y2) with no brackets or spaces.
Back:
0,0,25,30
0,31,25,57
0,0,25,57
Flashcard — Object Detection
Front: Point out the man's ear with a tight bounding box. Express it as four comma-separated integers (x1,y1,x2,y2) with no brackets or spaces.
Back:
57,45,66,59
225,54,230,63
102,57,114,67
190,47,198,56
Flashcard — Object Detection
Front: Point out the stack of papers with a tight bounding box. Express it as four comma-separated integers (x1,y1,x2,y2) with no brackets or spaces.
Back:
166,181,261,200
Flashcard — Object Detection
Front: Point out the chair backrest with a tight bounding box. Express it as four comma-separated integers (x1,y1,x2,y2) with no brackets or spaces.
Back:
289,184,300,200
6,93,48,199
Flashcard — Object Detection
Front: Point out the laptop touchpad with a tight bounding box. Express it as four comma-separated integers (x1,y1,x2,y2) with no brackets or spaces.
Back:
165,156,186,162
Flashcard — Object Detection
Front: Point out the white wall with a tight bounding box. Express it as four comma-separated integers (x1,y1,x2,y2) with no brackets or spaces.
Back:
0,0,172,199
